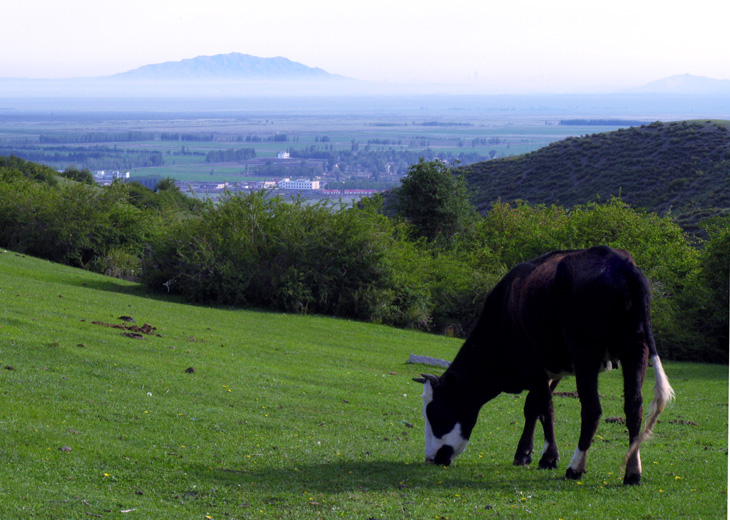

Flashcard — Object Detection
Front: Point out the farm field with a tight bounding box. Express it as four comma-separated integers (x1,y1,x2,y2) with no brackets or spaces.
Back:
0,106,636,189
0,251,727,519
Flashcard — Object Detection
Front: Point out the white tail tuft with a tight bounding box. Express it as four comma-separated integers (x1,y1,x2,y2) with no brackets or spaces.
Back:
623,355,675,465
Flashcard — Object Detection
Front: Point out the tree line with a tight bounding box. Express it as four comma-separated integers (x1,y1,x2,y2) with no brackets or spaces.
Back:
1,146,164,171
39,132,155,144
204,148,256,163
0,155,726,363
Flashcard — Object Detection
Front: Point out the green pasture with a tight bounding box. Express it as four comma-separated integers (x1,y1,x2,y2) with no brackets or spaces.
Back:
0,251,726,519
0,114,631,183
130,166,261,184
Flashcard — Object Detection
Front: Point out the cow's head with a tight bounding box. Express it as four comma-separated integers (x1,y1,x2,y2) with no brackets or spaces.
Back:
413,372,478,466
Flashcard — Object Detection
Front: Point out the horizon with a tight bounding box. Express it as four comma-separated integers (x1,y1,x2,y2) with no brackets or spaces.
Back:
3,0,729,95
1,52,728,99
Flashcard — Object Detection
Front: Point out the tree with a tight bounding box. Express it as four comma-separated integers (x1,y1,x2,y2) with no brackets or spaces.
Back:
391,159,475,245
61,166,95,185
154,176,179,192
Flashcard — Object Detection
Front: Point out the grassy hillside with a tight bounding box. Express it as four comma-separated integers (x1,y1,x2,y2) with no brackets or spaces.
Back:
1,252,727,519
461,120,730,231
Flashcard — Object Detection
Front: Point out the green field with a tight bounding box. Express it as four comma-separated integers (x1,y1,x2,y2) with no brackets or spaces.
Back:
0,111,632,184
1,251,727,519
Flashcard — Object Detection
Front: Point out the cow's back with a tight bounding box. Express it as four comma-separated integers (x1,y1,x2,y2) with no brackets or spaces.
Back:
462,246,650,388
552,246,652,361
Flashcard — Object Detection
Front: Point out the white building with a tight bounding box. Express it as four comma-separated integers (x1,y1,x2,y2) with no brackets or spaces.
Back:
93,170,131,185
278,178,321,190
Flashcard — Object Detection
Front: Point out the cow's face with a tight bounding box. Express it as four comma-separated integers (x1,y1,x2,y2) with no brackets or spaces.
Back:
415,373,476,466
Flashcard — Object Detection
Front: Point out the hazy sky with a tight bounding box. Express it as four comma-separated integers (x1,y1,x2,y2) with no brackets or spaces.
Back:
3,0,728,93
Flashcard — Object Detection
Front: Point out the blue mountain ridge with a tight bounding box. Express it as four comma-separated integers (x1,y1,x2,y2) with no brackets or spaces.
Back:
109,52,349,81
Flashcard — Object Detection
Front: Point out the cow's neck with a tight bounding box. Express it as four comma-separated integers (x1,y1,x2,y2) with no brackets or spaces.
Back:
446,332,504,407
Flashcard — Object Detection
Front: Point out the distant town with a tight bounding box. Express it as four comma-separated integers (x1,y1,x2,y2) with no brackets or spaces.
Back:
93,169,384,201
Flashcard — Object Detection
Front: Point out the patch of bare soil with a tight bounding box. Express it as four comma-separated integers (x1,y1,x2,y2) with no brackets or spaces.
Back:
91,320,160,338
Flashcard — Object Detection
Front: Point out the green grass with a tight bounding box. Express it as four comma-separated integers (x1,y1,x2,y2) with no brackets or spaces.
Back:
1,251,727,519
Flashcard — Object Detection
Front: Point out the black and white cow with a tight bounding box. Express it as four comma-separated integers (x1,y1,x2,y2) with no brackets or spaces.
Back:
414,246,674,485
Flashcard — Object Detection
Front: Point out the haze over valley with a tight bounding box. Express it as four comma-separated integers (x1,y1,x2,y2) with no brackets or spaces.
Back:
2,52,730,108
1,52,729,215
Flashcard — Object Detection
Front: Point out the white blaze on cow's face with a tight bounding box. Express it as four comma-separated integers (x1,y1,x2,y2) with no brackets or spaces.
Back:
422,380,469,466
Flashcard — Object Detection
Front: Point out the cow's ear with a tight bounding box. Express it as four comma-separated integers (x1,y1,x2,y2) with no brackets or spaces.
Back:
414,373,440,386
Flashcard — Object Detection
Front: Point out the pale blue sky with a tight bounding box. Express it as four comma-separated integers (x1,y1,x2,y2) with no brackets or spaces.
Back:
3,0,729,93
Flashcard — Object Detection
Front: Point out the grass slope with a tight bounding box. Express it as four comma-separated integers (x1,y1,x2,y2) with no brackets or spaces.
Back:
461,120,730,231
1,251,727,519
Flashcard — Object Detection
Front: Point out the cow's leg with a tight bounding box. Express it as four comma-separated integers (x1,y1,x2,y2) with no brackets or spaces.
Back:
622,352,647,485
565,365,602,480
513,389,540,466
514,379,560,468
537,378,561,469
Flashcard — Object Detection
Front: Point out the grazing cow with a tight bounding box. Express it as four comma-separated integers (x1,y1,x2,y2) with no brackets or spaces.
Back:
414,246,674,485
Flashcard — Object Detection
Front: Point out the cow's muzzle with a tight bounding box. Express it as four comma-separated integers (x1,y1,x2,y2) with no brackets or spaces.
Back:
428,446,454,466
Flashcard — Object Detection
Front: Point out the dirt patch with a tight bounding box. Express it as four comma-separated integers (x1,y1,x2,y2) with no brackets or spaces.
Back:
121,332,145,340
669,419,698,426
91,321,160,337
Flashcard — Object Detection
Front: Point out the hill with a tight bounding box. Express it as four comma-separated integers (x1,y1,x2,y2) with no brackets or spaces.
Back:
109,52,348,81
632,74,730,95
1,249,727,518
460,120,730,231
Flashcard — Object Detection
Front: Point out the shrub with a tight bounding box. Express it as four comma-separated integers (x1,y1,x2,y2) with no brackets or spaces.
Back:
141,192,436,329
89,245,142,281
60,166,95,185
671,216,730,363
125,178,200,213
0,173,156,269
426,250,501,336
0,155,58,186
141,193,713,357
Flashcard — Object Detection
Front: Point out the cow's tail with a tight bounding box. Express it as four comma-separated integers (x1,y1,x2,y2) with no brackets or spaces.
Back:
623,354,675,465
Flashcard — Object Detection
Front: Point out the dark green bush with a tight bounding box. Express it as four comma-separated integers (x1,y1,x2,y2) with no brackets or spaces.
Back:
0,155,58,186
60,166,95,185
125,177,201,214
140,190,713,358
670,217,730,363
0,173,156,270
141,192,435,329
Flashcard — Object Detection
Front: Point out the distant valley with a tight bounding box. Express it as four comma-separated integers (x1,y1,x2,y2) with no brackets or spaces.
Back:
2,53,730,234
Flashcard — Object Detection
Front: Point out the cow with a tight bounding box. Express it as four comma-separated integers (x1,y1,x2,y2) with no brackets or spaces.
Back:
413,246,674,485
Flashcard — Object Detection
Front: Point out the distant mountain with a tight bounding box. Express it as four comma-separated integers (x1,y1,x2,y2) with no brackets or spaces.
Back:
0,53,357,98
109,53,349,82
459,120,730,232
631,74,730,95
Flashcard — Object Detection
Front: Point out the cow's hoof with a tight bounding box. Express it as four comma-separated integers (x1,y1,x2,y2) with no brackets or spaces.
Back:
538,455,559,470
564,467,585,480
512,453,532,466
623,473,641,486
